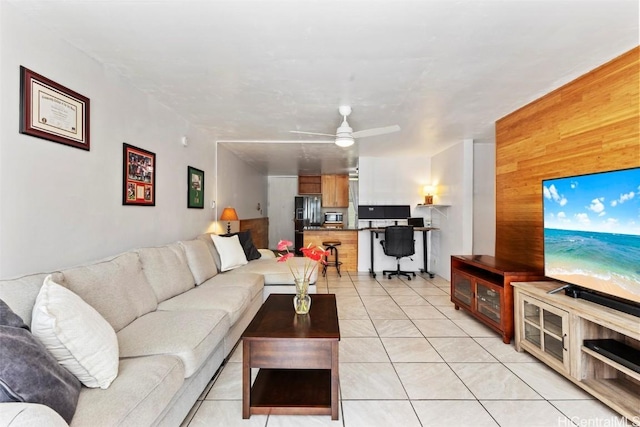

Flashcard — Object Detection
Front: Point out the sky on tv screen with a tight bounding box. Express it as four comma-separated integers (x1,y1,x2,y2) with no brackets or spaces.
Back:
543,167,640,236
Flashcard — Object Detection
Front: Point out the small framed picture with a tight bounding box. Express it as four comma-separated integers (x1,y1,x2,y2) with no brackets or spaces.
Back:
19,66,90,150
123,143,155,206
188,166,205,209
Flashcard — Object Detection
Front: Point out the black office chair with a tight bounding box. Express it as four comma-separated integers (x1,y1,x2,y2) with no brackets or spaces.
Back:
380,225,417,280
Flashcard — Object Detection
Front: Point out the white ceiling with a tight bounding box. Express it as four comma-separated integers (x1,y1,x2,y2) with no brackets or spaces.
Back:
8,0,639,175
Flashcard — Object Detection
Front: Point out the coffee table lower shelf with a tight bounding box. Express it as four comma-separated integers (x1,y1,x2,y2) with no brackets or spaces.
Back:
249,368,332,416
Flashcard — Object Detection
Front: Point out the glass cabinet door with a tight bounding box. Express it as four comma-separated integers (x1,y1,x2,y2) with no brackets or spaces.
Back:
452,272,473,308
520,296,569,373
523,301,542,346
542,310,564,361
476,281,501,324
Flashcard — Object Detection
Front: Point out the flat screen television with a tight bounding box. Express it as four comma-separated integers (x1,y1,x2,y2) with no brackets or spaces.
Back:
542,167,640,314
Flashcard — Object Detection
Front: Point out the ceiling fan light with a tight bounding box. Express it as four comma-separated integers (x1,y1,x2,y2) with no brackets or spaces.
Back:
335,135,354,147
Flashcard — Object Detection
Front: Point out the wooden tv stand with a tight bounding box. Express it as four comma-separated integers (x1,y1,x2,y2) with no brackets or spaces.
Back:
450,255,545,343
513,281,640,421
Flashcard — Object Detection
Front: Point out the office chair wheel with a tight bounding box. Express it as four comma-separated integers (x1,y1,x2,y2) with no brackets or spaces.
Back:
407,276,411,281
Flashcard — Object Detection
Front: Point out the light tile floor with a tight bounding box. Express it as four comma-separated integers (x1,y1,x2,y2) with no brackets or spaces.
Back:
181,271,633,427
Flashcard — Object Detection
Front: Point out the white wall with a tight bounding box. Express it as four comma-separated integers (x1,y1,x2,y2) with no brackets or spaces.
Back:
473,142,496,255
0,3,216,277
215,145,268,233
430,140,474,280
357,156,430,273
358,156,430,206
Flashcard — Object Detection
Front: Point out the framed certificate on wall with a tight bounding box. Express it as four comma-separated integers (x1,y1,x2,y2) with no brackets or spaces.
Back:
19,66,90,150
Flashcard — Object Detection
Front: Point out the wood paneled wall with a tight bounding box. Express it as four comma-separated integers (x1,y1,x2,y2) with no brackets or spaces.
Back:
495,47,639,269
240,217,269,249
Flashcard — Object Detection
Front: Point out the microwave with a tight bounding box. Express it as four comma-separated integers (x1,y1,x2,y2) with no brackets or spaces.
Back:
324,212,343,223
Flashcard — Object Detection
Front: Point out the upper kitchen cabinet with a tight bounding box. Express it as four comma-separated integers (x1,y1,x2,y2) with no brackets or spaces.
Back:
322,175,349,207
298,175,322,195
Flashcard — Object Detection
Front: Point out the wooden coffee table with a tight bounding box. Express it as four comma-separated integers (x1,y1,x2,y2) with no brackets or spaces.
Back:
241,293,340,419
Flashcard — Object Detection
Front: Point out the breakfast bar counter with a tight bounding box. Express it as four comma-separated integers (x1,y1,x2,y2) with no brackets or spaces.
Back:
303,228,358,271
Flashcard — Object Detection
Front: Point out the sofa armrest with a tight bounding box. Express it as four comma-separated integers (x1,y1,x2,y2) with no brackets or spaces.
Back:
257,249,276,259
0,403,69,427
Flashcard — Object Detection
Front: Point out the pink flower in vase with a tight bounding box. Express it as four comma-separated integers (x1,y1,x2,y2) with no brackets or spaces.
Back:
276,239,328,282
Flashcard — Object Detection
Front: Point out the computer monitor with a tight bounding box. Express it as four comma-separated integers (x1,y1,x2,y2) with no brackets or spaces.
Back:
407,217,424,227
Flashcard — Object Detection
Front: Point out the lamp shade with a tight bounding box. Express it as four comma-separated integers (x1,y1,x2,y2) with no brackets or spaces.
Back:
335,135,355,147
422,185,435,205
220,207,239,221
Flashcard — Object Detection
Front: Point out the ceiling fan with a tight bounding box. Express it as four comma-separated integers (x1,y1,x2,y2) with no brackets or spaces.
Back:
290,106,400,147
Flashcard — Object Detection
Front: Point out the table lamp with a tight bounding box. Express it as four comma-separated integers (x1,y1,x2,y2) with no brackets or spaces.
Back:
220,207,238,234
423,185,435,205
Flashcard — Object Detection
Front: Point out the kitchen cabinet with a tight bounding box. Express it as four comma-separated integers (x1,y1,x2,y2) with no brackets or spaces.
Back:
321,175,349,208
303,229,358,271
298,175,321,195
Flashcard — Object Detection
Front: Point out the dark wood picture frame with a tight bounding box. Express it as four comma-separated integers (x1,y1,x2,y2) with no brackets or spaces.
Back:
19,66,90,150
123,143,155,206
187,166,205,209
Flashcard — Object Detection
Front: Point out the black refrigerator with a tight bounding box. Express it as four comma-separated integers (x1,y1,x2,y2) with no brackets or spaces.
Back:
294,196,322,254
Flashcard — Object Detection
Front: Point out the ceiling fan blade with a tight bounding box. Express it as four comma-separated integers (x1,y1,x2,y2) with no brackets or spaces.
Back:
352,125,401,139
289,130,335,137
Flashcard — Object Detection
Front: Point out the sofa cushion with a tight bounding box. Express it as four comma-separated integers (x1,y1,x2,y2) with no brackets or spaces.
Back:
70,355,184,427
196,233,221,269
157,284,253,324
211,234,248,272
0,299,81,424
180,239,218,285
0,403,69,427
201,272,264,300
258,248,276,259
222,230,261,261
31,276,119,389
137,243,196,302
117,309,229,378
57,252,157,332
0,273,49,329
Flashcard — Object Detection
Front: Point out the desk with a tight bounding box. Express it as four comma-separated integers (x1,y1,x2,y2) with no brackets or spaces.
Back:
366,227,438,278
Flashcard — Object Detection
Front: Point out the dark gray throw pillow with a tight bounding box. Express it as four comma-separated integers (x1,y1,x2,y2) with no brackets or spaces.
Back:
223,230,261,261
0,299,81,423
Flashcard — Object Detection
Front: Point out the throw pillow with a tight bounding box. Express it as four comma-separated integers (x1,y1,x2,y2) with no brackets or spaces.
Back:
210,234,249,271
180,239,218,285
0,299,81,423
31,275,119,389
222,230,261,261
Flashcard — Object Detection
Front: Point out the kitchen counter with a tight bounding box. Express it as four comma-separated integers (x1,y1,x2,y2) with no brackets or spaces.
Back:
303,226,360,231
303,229,358,271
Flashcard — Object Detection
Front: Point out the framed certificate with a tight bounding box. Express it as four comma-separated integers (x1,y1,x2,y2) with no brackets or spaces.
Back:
19,66,90,150
188,166,205,208
123,143,155,206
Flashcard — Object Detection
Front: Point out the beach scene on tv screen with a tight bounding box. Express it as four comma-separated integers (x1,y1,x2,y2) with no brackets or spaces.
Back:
543,167,640,304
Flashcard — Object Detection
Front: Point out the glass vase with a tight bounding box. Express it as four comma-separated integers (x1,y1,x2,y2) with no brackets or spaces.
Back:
293,278,311,314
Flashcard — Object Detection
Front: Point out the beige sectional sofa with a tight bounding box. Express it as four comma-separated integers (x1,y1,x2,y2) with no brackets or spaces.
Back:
0,232,317,426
